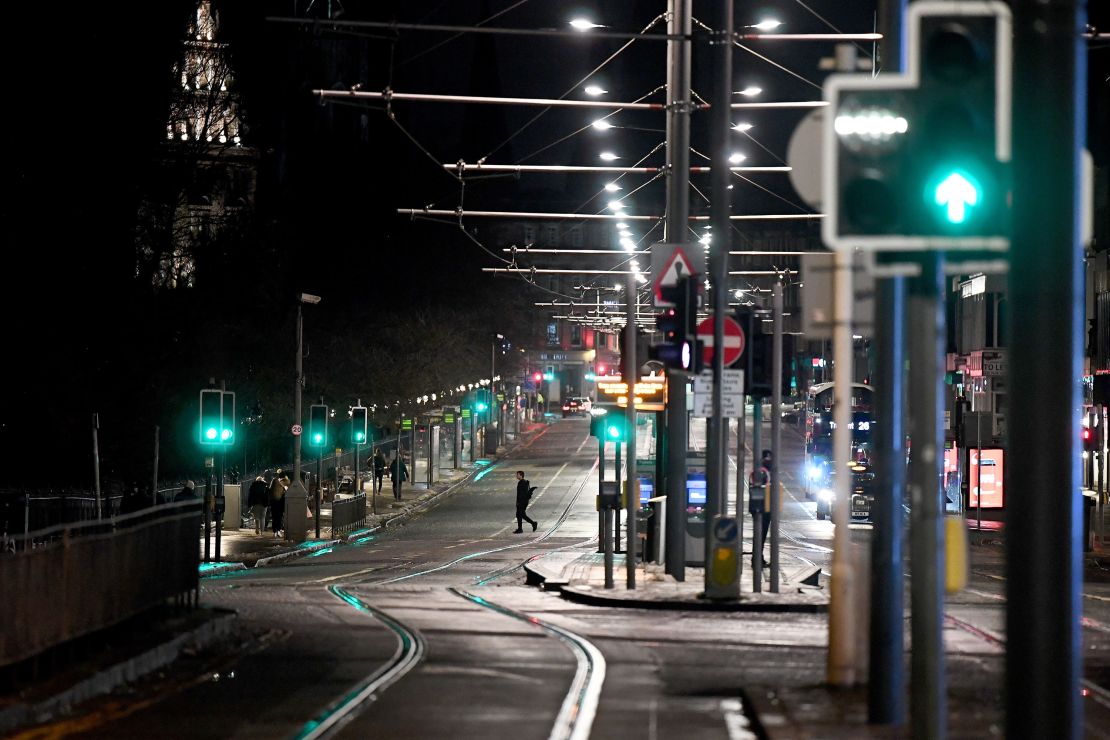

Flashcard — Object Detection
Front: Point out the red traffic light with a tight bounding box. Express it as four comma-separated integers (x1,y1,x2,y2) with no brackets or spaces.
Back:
532,372,542,381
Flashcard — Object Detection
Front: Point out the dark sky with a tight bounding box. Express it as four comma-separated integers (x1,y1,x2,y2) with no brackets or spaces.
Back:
8,1,1102,308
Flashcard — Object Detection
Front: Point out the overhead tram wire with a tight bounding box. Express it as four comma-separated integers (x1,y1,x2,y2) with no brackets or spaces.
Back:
478,13,667,164
515,84,667,165
690,17,824,92
396,0,534,69
786,0,877,61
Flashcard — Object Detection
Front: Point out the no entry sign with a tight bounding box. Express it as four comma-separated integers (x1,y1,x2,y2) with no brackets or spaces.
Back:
697,315,745,367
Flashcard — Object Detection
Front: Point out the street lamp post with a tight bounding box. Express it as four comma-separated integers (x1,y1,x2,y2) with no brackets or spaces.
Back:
492,334,504,449
288,292,320,542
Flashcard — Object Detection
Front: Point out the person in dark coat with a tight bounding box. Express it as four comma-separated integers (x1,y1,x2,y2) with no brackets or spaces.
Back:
389,454,408,500
513,470,538,533
174,480,198,502
371,448,386,494
247,475,269,535
269,470,288,536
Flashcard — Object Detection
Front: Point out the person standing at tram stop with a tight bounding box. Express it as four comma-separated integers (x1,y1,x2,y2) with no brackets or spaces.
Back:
371,448,386,494
513,471,538,533
247,475,269,536
269,469,289,537
390,452,408,500
750,454,772,567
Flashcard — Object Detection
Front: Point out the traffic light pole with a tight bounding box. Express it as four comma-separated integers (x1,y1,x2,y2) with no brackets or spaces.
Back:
704,0,733,586
316,450,322,539
1007,1,1085,736
907,253,946,738
662,0,691,582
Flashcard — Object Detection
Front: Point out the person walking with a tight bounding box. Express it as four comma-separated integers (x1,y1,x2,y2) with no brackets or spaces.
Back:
371,448,386,494
389,453,408,500
247,475,269,535
513,470,538,533
269,469,288,537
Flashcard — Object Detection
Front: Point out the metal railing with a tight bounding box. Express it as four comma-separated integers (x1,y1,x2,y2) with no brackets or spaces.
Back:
331,493,367,535
0,500,201,667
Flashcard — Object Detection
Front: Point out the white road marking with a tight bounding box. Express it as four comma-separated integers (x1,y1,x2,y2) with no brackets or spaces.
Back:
451,588,606,740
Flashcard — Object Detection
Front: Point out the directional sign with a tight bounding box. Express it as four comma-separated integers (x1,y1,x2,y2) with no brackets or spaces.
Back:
651,243,704,306
696,315,745,367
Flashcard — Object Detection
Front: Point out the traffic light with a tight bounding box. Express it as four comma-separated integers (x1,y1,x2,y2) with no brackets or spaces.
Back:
308,404,328,448
1082,425,1098,453
199,389,235,446
649,276,697,371
824,2,1011,251
351,405,368,445
588,408,625,441
602,414,627,442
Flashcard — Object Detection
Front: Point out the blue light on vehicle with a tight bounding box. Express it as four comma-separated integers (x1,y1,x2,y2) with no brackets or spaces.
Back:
806,465,823,481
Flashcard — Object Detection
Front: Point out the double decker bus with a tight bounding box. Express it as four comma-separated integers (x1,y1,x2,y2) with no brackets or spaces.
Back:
803,382,876,498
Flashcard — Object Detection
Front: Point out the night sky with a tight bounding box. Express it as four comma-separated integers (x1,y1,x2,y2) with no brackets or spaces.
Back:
2,1,1106,486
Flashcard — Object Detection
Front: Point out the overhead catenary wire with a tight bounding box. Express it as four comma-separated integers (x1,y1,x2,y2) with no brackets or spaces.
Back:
316,89,665,109
690,17,824,91
267,15,685,42
398,208,823,221
481,13,667,163
443,163,792,173
396,0,534,68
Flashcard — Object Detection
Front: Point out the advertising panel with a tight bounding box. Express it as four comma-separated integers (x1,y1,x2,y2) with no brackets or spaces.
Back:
969,448,1004,508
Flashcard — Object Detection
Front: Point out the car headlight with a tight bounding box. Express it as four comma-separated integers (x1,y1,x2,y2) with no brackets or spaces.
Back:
817,488,835,503
806,465,823,481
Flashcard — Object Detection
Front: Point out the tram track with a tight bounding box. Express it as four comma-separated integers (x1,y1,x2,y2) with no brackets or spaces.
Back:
294,425,605,738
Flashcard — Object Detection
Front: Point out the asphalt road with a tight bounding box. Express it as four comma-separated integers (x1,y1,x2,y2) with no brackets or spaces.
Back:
39,417,1110,739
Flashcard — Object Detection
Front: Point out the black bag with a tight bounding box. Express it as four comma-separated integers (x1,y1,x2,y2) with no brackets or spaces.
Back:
527,485,537,500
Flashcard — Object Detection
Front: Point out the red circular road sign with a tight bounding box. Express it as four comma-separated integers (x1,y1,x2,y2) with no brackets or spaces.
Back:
291,424,303,436
697,315,745,367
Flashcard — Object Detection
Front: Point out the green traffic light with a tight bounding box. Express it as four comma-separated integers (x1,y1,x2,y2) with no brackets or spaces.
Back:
205,427,218,441
476,402,488,412
606,424,622,440
221,429,232,442
932,170,980,224
355,432,365,442
313,433,323,444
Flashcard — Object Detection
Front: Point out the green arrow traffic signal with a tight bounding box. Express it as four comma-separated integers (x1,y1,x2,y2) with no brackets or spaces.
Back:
932,171,980,224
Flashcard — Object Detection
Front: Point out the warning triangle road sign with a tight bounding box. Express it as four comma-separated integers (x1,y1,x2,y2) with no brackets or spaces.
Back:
653,246,697,305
